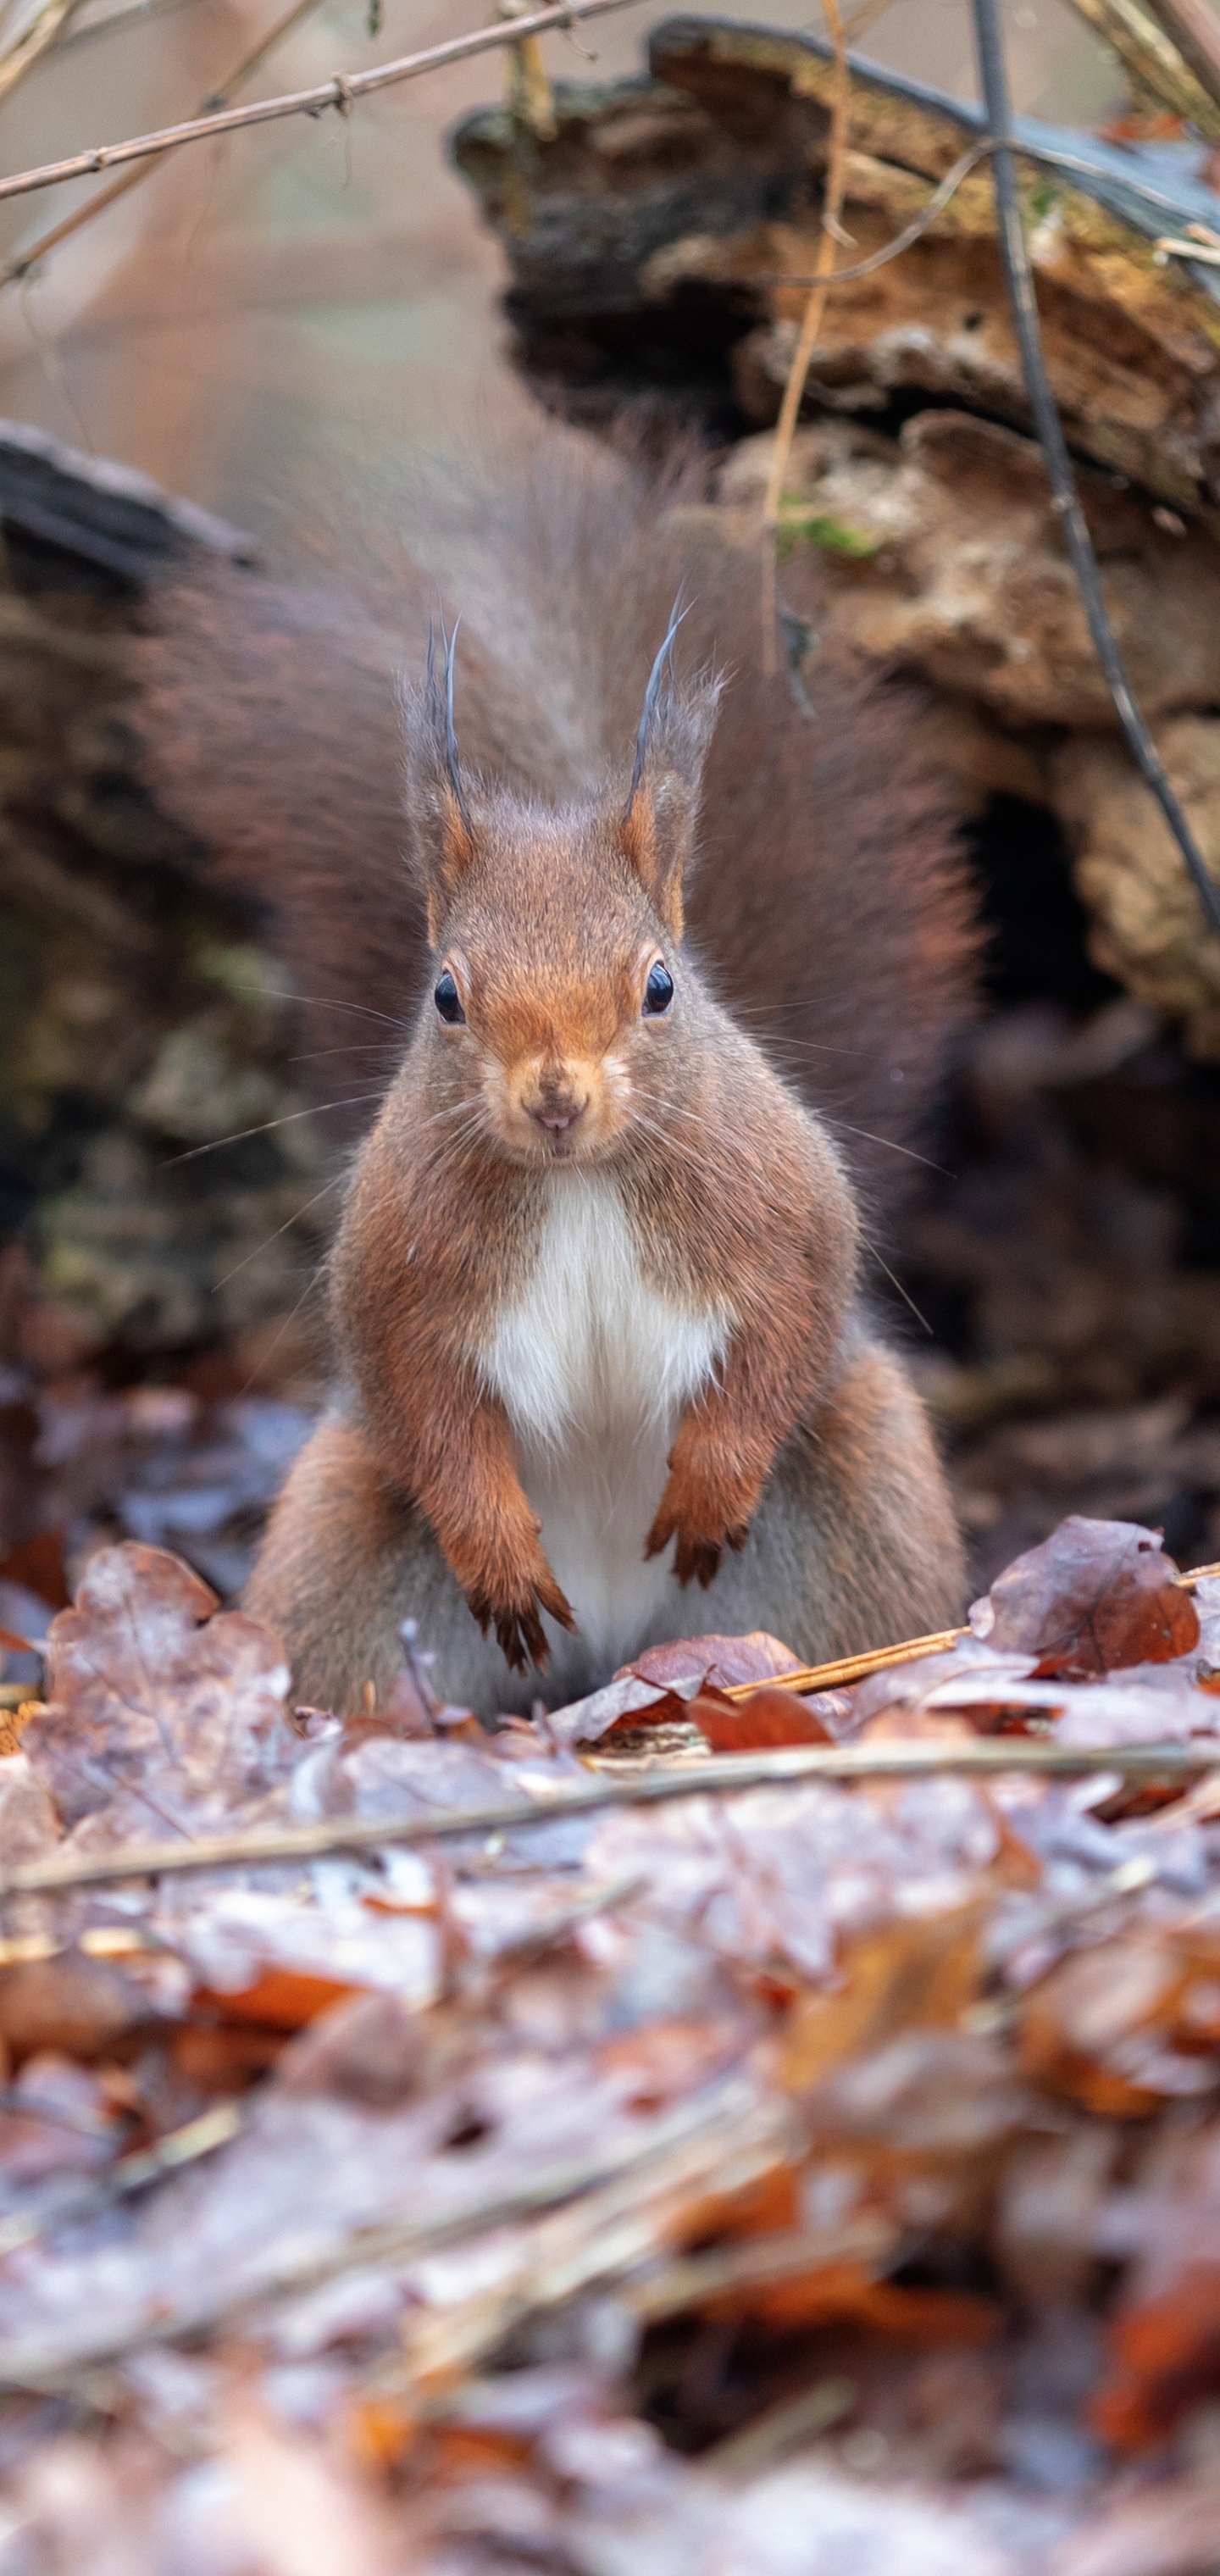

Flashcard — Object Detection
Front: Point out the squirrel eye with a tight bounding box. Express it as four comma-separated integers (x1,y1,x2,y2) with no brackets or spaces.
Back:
642,961,674,1017
434,970,465,1025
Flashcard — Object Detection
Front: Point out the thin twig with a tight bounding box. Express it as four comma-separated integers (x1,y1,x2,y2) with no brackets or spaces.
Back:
3,0,341,291
623,2215,895,2322
1131,0,1220,119
1058,0,1220,138
724,1626,968,1701
761,0,851,673
973,0,1220,945
0,0,639,208
0,1739,1216,1906
0,2103,241,2258
0,0,91,108
705,2375,858,2475
0,2076,772,2388
1122,0,1220,125
725,1558,1220,1700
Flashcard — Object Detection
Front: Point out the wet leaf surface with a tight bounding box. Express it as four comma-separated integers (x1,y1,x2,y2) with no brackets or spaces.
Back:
0,1530,1211,2567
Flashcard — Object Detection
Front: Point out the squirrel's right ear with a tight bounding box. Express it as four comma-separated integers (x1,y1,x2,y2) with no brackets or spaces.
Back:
618,610,720,939
401,620,479,944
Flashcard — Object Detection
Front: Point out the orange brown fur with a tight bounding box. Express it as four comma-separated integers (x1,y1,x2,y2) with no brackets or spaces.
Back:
133,417,975,1714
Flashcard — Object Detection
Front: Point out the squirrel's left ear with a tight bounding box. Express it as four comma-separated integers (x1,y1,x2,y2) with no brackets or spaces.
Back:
401,619,479,945
618,611,721,939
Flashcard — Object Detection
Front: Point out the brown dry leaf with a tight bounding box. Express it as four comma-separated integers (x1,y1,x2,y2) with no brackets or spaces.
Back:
0,1530,68,1612
191,1966,362,2035
0,1949,162,2064
1018,1934,1220,2119
1092,2261,1220,2448
624,1634,805,1690
979,1518,1199,1677
779,1907,987,2092
25,1542,294,1829
691,1685,835,1752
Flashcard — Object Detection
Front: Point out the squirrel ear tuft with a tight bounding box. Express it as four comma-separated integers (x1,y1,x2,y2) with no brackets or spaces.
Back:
401,618,478,945
618,608,721,939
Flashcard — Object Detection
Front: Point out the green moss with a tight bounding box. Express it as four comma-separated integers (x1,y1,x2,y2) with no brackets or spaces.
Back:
776,504,883,564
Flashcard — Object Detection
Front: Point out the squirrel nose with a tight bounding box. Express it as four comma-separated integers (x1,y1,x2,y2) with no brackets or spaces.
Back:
530,1100,585,1134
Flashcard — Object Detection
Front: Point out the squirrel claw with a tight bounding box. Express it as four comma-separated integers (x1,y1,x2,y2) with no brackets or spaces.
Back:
494,1604,550,1674
475,1571,576,1674
646,1508,750,1589
674,1533,723,1589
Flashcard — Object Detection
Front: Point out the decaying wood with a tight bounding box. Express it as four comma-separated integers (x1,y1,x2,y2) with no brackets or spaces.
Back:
452,15,1220,510
452,14,1220,1044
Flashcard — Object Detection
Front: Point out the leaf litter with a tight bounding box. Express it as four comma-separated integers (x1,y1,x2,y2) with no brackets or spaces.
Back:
0,1524,1216,2567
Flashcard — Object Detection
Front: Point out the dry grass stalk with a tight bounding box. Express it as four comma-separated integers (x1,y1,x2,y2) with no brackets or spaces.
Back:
0,1737,1216,1909
760,0,851,671
1061,0,1220,135
0,0,90,107
727,1557,1220,1702
0,2075,774,2389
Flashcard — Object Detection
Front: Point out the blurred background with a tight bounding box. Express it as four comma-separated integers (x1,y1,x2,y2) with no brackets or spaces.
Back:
0,0,1115,517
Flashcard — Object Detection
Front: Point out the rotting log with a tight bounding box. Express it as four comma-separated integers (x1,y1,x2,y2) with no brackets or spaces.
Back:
0,425,326,1381
452,13,1220,1046
452,14,1220,509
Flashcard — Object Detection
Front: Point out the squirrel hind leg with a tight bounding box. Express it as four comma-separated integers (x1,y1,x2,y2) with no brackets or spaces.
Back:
245,1411,585,1719
245,1411,430,1718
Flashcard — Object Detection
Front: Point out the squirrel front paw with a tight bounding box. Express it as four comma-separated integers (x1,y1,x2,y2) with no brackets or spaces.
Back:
644,1472,751,1590
466,1563,577,1674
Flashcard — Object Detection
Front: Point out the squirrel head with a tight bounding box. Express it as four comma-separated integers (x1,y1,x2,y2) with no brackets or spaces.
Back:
400,617,721,1167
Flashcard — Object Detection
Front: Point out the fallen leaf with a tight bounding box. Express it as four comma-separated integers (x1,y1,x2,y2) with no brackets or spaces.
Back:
0,1950,161,2064
780,1907,987,2092
979,1518,1199,1678
24,1542,294,1829
690,1685,834,1752
1092,2261,1220,2447
624,1634,804,1691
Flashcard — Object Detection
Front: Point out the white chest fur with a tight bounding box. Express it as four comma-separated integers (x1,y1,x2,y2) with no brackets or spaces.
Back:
478,1172,730,1673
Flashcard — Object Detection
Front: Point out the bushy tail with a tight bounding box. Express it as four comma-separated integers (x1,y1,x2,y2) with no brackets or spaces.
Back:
134,411,977,1228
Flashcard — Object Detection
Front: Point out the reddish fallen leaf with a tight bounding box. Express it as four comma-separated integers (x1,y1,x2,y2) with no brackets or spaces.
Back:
191,1967,360,2034
979,1518,1199,1678
172,2021,289,2091
1092,2261,1220,2448
690,1685,834,1752
729,2263,999,2342
595,2014,751,2112
1018,1935,1220,2118
673,2161,801,2250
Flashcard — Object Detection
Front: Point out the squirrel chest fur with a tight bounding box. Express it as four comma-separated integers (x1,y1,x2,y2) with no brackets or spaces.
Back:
478,1169,730,1673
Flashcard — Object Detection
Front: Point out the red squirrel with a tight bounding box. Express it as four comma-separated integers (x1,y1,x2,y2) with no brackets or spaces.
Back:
136,417,975,1715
